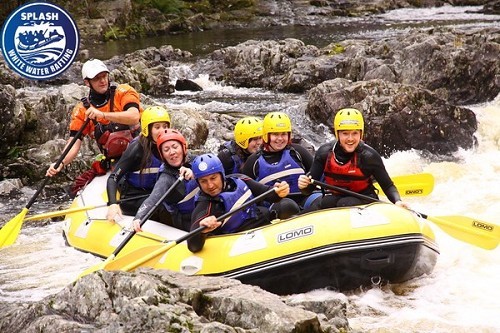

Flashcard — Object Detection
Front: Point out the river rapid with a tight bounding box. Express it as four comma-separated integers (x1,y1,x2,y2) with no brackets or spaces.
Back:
1,5,499,332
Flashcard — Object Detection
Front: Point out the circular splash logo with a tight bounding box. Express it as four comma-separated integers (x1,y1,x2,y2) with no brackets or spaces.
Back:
1,2,79,80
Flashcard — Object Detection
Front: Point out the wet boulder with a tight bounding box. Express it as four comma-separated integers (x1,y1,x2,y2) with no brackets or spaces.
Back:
175,79,203,91
0,84,23,157
107,45,193,96
306,78,477,156
0,269,348,333
199,38,322,89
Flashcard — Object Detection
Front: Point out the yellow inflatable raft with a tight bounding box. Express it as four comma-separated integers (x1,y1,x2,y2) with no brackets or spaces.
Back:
63,174,439,294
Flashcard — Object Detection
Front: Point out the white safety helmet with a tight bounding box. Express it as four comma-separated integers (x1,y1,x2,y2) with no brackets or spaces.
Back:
81,59,109,80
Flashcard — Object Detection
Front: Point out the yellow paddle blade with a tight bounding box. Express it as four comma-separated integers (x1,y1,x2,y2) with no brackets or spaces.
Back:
427,215,500,250
104,242,177,272
375,173,434,197
24,205,101,222
0,208,29,248
77,254,117,279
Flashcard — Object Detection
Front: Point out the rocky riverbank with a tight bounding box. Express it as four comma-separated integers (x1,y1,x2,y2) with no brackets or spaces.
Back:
4,0,499,49
1,26,498,187
0,269,351,333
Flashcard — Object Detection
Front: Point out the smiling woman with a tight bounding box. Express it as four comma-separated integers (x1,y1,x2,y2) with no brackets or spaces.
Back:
298,108,410,211
128,128,197,232
105,106,171,222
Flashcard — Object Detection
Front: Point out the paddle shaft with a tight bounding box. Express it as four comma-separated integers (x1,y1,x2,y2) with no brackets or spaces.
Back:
310,179,442,229
311,179,434,220
311,179,383,204
310,179,500,249
77,176,185,278
118,186,277,272
156,187,278,245
180,186,277,241
26,98,91,209
24,194,150,222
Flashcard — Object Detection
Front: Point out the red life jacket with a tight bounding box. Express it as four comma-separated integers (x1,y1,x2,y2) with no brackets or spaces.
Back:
323,150,371,193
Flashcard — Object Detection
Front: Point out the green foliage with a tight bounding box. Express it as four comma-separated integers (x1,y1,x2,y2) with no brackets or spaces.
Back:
184,0,212,13
7,146,20,159
153,0,185,14
208,0,254,11
173,0,254,14
104,23,146,40
134,0,185,14
328,43,345,55
124,23,145,37
104,27,121,41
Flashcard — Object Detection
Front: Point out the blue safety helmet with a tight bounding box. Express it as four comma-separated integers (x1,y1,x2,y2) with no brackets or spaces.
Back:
192,153,225,180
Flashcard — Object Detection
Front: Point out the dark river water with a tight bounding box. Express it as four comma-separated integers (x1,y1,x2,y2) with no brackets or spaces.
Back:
91,6,499,59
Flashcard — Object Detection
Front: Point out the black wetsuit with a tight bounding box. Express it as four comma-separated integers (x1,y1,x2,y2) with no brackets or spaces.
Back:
217,140,251,175
133,163,192,231
106,139,159,216
302,140,401,209
188,175,283,253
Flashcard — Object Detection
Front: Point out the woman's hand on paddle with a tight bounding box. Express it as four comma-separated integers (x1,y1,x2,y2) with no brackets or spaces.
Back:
179,166,194,180
395,200,411,210
132,218,143,232
273,181,290,198
298,174,311,190
106,204,123,223
46,162,64,177
199,216,221,233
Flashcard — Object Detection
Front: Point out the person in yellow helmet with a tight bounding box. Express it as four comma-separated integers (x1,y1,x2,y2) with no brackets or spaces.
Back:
242,111,313,218
217,116,263,175
298,108,409,210
106,106,171,222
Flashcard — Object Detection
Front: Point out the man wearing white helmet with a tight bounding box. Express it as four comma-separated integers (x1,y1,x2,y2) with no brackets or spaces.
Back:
46,58,141,195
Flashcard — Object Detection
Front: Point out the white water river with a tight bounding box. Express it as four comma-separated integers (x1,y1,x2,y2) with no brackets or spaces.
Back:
1,6,499,332
1,90,499,332
342,98,500,332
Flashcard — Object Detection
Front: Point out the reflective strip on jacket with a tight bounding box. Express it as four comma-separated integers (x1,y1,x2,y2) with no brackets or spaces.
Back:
126,153,162,190
257,149,304,193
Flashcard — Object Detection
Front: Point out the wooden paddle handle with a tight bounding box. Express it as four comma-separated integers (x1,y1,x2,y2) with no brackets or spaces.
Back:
53,97,91,170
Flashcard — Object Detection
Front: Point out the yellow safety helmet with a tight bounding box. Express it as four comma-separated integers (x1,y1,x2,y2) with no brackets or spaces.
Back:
262,112,292,143
333,108,364,138
140,106,171,137
234,117,263,149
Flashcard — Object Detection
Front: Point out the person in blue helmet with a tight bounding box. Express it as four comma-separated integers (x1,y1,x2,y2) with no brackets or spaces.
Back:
187,153,291,252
